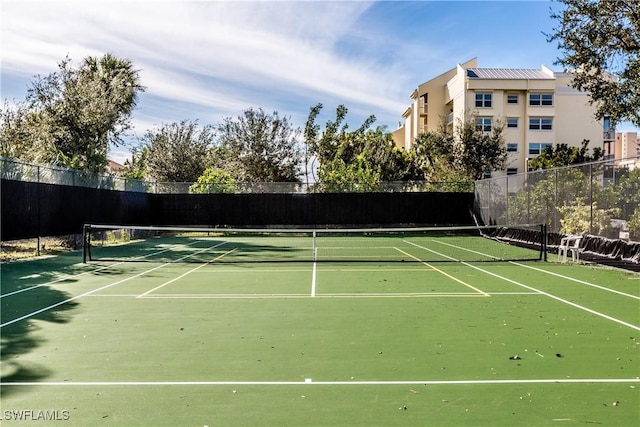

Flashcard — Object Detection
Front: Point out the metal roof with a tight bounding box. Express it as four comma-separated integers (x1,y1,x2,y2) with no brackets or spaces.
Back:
466,68,553,80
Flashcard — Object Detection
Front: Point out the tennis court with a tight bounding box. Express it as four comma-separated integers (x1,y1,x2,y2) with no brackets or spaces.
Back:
1,226,639,426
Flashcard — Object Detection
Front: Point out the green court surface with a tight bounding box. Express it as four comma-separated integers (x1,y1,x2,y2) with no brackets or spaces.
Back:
1,234,639,426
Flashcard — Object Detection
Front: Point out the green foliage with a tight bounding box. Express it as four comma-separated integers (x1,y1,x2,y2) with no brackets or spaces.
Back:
503,164,630,237
558,197,619,236
505,168,593,226
304,104,418,192
143,120,214,182
547,0,640,127
455,118,507,180
0,54,144,172
316,153,382,193
528,140,604,170
627,206,640,241
615,167,640,219
34,54,142,171
214,108,302,183
411,117,506,182
0,101,40,160
189,167,236,194
119,147,148,180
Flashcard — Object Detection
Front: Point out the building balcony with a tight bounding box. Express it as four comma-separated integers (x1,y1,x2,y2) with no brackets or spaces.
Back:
419,99,428,116
446,112,454,125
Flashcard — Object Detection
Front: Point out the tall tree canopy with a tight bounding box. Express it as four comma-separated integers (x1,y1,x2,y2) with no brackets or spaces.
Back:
412,118,507,183
0,53,144,172
214,108,302,183
143,120,214,182
547,0,640,126
527,140,604,170
303,104,417,191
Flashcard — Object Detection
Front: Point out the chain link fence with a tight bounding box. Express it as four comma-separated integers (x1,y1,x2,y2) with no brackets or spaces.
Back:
475,157,640,242
0,157,473,194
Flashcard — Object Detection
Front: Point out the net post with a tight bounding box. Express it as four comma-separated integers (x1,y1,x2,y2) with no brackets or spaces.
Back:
312,230,317,261
82,224,91,263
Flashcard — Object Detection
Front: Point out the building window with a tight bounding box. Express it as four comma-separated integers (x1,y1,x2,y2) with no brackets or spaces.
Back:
528,143,553,155
475,93,492,108
529,117,553,130
507,143,518,152
507,168,518,175
529,93,553,106
507,118,518,128
507,94,519,104
475,117,492,132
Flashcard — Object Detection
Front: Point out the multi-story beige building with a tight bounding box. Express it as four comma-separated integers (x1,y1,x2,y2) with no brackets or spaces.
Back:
614,132,639,168
392,57,611,175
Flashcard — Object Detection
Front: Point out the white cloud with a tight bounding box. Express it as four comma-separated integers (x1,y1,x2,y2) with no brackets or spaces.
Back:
2,0,409,131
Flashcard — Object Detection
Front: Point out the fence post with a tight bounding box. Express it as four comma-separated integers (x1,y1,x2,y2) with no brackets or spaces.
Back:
589,163,593,235
505,175,509,224
554,168,559,233
36,165,41,256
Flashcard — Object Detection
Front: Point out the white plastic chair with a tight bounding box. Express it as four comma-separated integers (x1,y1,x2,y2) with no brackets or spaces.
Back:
558,236,582,263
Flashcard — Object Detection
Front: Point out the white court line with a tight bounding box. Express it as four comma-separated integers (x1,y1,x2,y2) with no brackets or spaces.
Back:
0,241,202,299
510,262,640,301
0,242,228,329
136,292,492,299
311,261,317,297
136,247,236,298
86,291,539,299
406,240,640,332
433,239,640,301
2,378,638,387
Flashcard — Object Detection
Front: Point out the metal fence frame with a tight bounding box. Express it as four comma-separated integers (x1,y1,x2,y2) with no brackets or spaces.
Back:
474,156,640,240
0,157,472,194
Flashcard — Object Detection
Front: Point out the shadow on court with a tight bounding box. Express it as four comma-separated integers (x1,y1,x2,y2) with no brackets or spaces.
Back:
1,265,79,397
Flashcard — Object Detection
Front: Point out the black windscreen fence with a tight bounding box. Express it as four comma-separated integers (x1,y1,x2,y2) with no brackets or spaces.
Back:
1,179,475,241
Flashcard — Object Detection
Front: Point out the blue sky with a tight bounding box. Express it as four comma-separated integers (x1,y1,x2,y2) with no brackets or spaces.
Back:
1,0,635,162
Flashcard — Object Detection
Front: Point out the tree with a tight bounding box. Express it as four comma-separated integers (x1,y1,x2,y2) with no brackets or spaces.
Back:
455,117,507,180
558,197,619,235
189,167,236,193
615,167,640,219
143,120,214,182
119,147,148,181
547,0,640,126
627,207,640,241
527,140,604,170
21,54,144,172
303,104,417,191
215,108,302,182
410,117,507,183
0,101,40,160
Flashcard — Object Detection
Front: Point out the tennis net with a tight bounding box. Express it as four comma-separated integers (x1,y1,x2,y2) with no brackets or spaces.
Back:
82,224,547,264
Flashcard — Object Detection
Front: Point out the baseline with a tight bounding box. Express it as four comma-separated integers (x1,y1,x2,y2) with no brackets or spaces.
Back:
2,378,638,387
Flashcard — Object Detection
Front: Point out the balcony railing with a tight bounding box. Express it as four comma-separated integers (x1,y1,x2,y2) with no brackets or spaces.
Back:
446,112,454,125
